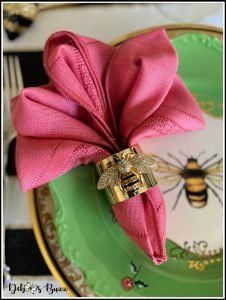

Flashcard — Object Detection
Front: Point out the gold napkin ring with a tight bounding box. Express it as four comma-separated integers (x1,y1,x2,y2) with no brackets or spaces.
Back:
96,146,157,204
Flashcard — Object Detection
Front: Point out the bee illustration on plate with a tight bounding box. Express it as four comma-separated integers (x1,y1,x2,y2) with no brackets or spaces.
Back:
152,151,223,210
97,149,156,197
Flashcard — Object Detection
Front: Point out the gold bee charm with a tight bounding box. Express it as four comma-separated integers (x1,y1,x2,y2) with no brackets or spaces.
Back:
96,147,157,204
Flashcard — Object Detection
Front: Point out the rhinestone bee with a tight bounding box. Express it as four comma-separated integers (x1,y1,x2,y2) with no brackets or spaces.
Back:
97,148,156,198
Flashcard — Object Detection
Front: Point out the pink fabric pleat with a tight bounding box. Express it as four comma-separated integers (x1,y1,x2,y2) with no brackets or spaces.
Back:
113,186,166,265
11,29,205,265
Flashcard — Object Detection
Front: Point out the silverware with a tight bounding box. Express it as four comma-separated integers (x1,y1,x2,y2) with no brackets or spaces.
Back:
3,54,24,287
3,55,23,141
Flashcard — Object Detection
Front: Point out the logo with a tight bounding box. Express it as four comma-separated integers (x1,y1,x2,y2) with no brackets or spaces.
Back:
7,282,68,295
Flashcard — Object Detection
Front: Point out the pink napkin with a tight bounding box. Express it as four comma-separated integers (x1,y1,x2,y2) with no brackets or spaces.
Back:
11,29,204,265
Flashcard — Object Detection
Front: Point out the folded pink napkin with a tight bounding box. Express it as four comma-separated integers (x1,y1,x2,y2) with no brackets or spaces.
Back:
11,29,204,265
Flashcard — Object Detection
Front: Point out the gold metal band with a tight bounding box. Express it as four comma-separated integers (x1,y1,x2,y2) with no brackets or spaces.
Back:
96,146,157,205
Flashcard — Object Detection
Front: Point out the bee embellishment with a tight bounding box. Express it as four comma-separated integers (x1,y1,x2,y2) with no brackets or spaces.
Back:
96,147,157,204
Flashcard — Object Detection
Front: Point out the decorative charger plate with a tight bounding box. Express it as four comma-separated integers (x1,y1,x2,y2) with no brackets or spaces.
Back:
29,24,223,297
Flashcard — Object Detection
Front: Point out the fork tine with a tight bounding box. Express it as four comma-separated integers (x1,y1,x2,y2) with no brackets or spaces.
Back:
3,55,11,120
3,55,10,101
8,55,17,99
14,56,24,92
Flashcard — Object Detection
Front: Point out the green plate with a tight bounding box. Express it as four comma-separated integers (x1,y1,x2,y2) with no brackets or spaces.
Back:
49,33,223,297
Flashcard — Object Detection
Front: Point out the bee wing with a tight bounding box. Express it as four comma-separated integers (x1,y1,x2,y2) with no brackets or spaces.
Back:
206,175,223,190
129,154,156,173
151,154,182,174
204,158,223,174
148,154,183,188
97,166,118,189
205,158,223,189
157,175,182,186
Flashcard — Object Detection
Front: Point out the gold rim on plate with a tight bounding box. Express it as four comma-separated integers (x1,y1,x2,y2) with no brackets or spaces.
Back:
28,24,223,298
28,190,76,297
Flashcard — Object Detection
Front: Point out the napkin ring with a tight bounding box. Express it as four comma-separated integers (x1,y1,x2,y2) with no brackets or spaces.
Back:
96,146,157,204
